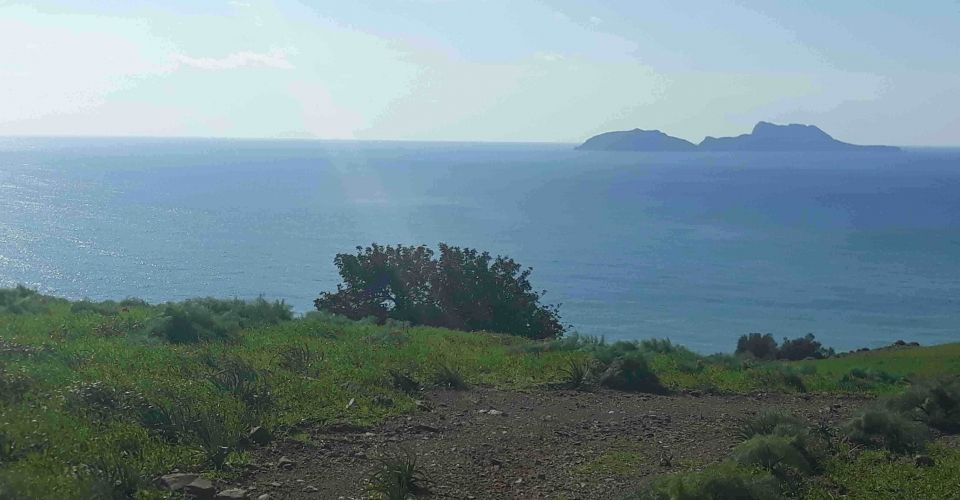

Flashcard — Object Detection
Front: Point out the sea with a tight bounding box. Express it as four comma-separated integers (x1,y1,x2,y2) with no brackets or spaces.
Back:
1,137,958,353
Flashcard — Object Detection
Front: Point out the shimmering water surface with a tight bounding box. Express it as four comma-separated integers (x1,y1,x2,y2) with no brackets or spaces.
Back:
1,137,958,352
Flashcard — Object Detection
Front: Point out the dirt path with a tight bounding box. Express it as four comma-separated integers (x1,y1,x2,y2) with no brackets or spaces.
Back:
238,389,870,499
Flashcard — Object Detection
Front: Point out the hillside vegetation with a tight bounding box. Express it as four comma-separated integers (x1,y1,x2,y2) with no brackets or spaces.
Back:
0,286,957,498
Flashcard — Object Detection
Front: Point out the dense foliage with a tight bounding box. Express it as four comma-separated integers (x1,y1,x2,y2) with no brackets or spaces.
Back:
736,333,833,361
315,243,564,339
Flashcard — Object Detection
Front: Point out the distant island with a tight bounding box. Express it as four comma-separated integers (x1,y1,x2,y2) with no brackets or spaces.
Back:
577,121,900,152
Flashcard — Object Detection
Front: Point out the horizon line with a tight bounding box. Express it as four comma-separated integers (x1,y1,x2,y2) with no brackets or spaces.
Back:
0,134,958,149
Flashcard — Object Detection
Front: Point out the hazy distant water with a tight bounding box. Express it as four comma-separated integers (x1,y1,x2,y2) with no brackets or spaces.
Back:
1,137,959,352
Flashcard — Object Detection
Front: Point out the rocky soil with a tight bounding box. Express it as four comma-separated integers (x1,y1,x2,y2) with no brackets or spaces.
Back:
221,388,871,499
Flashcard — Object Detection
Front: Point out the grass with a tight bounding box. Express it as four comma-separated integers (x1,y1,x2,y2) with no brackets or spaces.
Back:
0,294,579,498
804,440,960,499
2,289,960,498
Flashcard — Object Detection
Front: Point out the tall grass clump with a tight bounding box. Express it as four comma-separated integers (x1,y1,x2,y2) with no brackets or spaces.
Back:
367,449,431,500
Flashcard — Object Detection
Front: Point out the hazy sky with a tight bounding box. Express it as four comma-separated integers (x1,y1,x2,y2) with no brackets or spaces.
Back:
2,1,958,145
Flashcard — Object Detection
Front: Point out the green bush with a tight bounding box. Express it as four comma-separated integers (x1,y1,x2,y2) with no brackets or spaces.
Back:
431,363,468,390
143,297,292,343
884,377,960,432
367,449,431,500
70,298,148,316
629,462,781,500
276,344,324,375
755,365,807,393
737,412,808,441
315,243,564,339
732,435,814,479
843,408,930,453
208,356,273,412
735,333,832,361
0,366,34,403
837,367,904,391
597,352,663,393
776,334,832,361
0,286,61,315
736,333,778,360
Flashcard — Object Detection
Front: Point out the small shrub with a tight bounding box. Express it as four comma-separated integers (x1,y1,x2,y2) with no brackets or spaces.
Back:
629,462,781,500
597,353,663,393
639,338,689,355
70,298,147,316
885,377,960,432
277,344,323,375
209,357,273,412
367,329,410,347
0,431,22,463
732,435,814,479
367,449,431,500
0,286,59,315
0,367,34,403
843,408,930,453
389,369,421,395
75,454,143,499
736,333,778,360
756,365,807,393
838,368,904,391
159,399,246,468
560,357,593,389
144,297,293,344
738,412,808,441
64,381,136,420
545,334,606,352
431,363,468,390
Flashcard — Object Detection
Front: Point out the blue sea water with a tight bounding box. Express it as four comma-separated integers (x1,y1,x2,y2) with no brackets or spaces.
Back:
1,137,958,352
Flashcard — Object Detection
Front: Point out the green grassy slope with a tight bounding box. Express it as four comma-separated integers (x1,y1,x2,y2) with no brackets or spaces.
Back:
0,291,957,498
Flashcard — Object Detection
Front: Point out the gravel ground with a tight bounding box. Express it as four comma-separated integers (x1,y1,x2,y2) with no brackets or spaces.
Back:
231,388,871,499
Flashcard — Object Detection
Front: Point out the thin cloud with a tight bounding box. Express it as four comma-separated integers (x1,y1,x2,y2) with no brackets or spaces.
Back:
170,49,294,70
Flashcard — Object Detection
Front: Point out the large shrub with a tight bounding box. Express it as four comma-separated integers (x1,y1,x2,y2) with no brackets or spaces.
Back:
736,333,778,360
735,333,832,361
315,243,563,339
776,334,832,361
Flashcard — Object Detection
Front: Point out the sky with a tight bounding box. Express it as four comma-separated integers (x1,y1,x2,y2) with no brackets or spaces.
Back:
1,0,958,145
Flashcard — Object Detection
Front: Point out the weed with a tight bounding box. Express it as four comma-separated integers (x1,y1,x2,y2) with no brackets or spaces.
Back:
367,449,431,500
560,357,594,389
277,344,323,375
209,356,273,412
431,363,468,390
389,369,422,394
